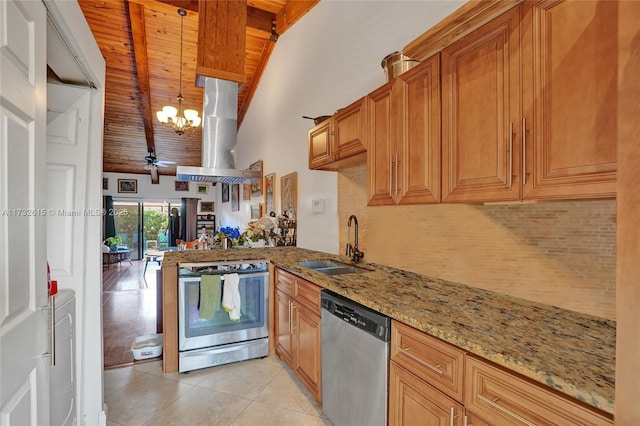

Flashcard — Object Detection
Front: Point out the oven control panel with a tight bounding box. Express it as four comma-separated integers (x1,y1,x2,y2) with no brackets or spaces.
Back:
178,261,268,277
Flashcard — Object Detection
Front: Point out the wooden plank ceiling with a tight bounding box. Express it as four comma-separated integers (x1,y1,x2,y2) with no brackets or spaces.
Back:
77,0,317,183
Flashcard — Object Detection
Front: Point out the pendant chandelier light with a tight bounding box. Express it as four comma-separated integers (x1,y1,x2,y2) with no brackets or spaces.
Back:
156,8,201,135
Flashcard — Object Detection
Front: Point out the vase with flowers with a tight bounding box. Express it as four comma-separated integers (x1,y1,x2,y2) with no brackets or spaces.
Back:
214,226,246,247
242,215,278,247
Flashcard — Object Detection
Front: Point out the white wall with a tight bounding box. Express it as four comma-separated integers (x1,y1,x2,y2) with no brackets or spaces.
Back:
103,172,215,205
236,0,465,254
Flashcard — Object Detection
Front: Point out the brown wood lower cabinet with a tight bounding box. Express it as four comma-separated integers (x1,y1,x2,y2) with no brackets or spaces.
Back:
275,289,293,365
293,302,321,400
274,268,322,402
465,356,613,426
389,360,464,426
389,321,612,426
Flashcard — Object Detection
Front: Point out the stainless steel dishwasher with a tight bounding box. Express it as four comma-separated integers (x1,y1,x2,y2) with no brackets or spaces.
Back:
321,290,391,426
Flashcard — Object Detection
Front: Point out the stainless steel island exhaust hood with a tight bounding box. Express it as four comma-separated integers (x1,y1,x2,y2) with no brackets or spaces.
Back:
176,77,261,184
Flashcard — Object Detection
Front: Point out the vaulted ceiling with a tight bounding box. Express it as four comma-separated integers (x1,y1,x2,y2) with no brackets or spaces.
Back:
77,0,317,183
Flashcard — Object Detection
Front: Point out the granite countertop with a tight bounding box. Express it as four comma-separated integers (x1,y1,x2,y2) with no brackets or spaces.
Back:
163,246,615,414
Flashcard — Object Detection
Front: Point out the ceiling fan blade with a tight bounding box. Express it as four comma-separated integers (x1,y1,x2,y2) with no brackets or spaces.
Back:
156,163,169,168
156,160,177,165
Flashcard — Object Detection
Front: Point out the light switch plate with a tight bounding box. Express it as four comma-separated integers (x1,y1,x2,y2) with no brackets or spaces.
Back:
312,199,324,214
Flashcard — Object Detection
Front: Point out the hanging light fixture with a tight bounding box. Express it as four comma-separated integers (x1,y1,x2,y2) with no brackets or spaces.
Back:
156,8,201,135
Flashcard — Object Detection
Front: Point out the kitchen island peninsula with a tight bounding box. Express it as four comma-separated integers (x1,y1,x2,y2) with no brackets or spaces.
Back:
161,247,615,421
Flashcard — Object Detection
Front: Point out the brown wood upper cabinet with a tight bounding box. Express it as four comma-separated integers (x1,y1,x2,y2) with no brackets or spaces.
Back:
442,6,523,203
442,1,617,203
521,0,617,199
308,97,367,171
367,54,441,206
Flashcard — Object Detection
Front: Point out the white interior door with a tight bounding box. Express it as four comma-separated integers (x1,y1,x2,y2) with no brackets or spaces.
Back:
0,0,50,424
46,83,90,289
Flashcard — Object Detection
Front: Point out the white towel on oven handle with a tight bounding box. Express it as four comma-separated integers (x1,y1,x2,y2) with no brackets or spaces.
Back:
222,273,241,321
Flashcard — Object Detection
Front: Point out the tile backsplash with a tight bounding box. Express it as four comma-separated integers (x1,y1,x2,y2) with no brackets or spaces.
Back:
338,165,616,320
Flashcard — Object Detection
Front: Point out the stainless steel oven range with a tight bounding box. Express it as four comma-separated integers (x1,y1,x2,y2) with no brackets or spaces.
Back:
178,261,269,373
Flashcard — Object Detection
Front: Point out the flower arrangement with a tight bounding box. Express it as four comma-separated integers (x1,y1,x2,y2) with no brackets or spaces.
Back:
242,215,278,247
215,226,246,246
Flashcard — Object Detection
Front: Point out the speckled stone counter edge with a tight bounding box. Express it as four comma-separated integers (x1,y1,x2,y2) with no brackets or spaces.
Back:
163,246,615,415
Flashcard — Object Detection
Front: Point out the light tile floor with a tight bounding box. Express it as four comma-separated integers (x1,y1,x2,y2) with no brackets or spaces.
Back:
104,355,333,426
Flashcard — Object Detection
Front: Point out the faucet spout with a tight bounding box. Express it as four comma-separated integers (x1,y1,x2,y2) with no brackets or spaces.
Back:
346,215,364,263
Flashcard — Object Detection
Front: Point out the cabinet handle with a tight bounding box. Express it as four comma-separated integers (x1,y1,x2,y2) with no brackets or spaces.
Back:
478,394,535,426
395,152,399,198
40,295,56,367
389,154,393,197
464,415,469,426
449,407,455,426
399,347,444,375
508,122,513,188
522,118,527,185
290,301,296,332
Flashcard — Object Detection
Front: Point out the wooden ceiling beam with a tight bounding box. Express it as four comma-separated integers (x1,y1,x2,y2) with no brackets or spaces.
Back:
277,0,319,34
156,0,199,14
247,6,276,37
196,0,247,86
128,2,159,184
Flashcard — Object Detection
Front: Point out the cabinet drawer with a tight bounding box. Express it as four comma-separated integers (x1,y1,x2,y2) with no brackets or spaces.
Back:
465,356,612,426
295,278,322,311
391,321,465,402
389,360,464,426
275,269,295,296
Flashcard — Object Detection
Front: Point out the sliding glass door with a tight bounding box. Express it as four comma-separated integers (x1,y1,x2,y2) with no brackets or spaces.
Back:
112,201,174,260
142,203,170,250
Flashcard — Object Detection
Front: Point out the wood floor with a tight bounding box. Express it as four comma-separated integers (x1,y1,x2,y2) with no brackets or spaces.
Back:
103,259,161,369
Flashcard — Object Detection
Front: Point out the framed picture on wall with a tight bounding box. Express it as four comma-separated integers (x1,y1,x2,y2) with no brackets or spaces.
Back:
197,184,208,194
118,179,137,193
222,183,230,202
200,201,214,212
231,184,240,212
250,204,262,220
243,183,251,200
264,173,275,215
281,172,297,217
103,178,108,190
250,160,263,195
175,181,189,191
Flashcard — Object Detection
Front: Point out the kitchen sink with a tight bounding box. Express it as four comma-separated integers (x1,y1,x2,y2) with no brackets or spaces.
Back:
298,260,370,275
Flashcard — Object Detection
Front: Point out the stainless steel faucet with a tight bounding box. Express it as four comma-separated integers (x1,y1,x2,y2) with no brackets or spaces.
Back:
346,215,364,263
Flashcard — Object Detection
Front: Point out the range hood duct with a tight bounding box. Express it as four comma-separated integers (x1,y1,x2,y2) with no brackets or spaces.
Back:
176,77,261,184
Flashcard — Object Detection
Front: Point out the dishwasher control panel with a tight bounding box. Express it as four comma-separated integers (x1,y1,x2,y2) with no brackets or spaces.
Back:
321,290,390,342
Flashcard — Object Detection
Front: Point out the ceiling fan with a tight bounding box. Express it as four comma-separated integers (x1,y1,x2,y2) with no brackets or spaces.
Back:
139,149,176,169
139,149,176,184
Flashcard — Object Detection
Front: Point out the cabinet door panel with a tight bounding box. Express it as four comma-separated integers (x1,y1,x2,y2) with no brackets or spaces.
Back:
442,6,522,202
389,361,464,426
522,0,616,199
367,83,395,206
294,304,322,402
397,54,441,204
308,119,333,170
275,290,293,365
334,97,366,159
